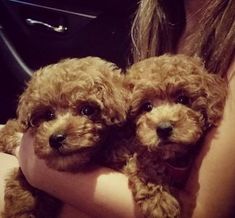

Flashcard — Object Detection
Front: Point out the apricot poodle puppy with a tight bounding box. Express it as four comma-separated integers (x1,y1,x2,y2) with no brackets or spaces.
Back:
123,54,227,218
0,57,128,218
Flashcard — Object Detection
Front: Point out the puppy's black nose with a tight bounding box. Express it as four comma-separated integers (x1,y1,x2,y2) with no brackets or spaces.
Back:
49,134,66,149
156,122,173,139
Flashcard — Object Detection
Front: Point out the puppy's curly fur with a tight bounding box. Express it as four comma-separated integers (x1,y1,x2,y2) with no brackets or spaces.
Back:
0,55,227,218
0,57,129,218
126,54,227,218
106,54,227,218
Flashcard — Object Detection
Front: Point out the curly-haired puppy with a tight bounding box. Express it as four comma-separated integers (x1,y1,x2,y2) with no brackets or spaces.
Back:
121,54,227,218
0,57,128,218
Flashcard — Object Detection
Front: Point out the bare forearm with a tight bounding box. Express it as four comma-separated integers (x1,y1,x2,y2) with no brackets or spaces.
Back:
19,131,143,218
30,165,142,218
185,135,235,218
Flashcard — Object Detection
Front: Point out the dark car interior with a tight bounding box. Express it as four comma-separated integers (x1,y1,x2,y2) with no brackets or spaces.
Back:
0,0,136,123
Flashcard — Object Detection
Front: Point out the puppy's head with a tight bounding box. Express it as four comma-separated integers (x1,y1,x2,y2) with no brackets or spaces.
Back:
128,54,227,165
17,57,128,171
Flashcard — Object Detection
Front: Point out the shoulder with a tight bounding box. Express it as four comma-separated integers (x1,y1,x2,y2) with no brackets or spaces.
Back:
224,58,235,121
227,57,235,83
183,58,235,218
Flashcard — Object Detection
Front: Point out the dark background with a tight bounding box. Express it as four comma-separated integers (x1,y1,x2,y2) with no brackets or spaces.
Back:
0,0,137,123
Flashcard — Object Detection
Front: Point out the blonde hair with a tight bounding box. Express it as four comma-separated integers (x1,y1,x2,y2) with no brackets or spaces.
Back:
131,0,185,60
131,0,235,76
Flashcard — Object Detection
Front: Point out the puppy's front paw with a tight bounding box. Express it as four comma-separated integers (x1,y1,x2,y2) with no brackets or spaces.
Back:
137,185,180,218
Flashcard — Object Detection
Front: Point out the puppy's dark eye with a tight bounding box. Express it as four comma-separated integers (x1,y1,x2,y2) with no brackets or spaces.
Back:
140,102,153,112
80,105,98,116
30,108,55,127
175,95,190,105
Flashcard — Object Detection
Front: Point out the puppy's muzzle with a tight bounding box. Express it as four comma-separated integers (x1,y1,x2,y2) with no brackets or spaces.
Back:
49,133,66,149
156,121,173,139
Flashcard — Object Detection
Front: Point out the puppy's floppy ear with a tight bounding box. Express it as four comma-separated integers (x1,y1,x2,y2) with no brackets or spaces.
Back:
188,55,227,127
204,73,227,127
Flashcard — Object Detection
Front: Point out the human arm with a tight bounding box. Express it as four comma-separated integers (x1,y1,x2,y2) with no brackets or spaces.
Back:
0,152,19,214
182,61,235,218
18,131,143,218
18,62,235,218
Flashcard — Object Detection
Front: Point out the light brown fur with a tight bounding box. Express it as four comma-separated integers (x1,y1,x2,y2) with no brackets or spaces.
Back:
127,54,227,218
0,57,129,218
0,54,227,218
106,54,227,218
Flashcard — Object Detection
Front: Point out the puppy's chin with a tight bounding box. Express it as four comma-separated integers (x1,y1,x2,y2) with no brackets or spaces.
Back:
157,142,195,168
43,147,100,172
142,141,195,168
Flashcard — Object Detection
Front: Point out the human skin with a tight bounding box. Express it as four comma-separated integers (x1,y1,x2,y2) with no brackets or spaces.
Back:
0,153,18,215
1,1,235,217
15,131,143,218
182,60,235,218
0,150,142,218
15,60,235,218
1,59,233,218
0,64,234,218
